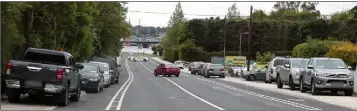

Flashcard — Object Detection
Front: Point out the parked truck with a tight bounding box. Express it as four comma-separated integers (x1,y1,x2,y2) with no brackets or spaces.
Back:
276,58,309,90
299,57,354,96
5,48,84,106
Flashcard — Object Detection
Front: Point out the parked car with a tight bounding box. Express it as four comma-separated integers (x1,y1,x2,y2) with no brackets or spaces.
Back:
79,63,105,93
243,68,267,81
203,64,225,78
201,63,212,76
88,62,112,88
1,65,9,97
154,63,180,77
91,56,120,84
190,62,204,74
299,57,354,96
174,61,184,69
276,58,309,90
265,57,285,83
5,48,83,106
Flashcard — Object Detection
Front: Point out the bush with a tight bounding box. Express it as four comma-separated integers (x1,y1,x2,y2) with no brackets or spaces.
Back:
256,52,273,64
292,37,342,58
326,42,357,66
178,39,206,62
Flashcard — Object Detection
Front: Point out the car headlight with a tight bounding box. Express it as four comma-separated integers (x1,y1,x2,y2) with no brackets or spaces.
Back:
348,73,354,77
89,78,99,81
315,72,324,77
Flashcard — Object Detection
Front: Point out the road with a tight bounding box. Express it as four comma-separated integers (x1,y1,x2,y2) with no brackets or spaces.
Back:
1,50,355,111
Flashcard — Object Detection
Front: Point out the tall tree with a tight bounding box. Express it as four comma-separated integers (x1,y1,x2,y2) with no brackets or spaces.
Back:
226,3,240,20
273,1,319,12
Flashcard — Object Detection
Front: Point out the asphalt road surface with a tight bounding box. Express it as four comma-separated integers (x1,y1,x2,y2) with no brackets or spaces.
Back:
2,52,355,111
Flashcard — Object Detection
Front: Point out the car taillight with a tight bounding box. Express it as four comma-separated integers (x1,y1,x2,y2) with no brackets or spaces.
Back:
6,61,12,74
220,68,224,71
57,68,64,81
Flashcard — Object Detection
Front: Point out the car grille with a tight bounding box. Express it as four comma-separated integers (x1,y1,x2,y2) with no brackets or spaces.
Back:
325,74,348,78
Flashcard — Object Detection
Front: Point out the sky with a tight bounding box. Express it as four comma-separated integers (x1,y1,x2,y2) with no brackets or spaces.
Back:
126,2,357,27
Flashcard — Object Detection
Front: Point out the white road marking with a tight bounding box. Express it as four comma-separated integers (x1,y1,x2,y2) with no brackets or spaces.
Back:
139,62,225,110
105,57,133,110
116,58,135,110
197,78,322,110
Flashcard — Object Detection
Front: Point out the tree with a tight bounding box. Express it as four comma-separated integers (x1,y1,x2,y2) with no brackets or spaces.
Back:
273,1,319,12
226,3,240,20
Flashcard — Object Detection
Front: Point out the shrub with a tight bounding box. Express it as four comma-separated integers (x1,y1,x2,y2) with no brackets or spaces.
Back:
256,52,273,64
178,39,206,62
326,42,357,66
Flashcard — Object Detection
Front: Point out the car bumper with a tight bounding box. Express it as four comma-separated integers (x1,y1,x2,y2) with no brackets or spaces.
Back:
207,72,225,76
81,81,99,90
314,76,354,90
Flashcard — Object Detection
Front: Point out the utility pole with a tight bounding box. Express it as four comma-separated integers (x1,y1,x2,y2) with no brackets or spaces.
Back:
247,5,253,72
223,15,227,67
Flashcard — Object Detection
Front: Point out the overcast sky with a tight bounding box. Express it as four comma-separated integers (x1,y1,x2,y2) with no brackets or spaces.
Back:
126,2,357,27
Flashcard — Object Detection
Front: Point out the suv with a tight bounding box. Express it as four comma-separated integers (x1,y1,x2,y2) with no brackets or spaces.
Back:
91,56,120,84
265,57,285,83
276,58,309,90
5,48,83,106
299,58,354,96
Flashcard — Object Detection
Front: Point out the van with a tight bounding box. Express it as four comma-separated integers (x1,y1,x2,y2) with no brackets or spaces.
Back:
265,57,285,83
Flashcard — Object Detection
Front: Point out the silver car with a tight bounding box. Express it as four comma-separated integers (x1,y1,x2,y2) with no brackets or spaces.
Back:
204,64,225,78
89,62,112,88
300,58,354,96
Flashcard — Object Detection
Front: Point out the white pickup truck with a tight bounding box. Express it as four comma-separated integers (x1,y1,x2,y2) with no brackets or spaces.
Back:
276,58,309,90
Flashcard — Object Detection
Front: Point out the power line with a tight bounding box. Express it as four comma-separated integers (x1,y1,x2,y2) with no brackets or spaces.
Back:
128,10,250,18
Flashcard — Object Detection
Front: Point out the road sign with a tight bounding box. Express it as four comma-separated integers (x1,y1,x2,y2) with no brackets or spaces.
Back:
225,56,246,66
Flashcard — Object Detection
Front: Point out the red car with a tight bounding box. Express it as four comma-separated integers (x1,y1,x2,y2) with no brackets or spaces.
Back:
154,63,180,77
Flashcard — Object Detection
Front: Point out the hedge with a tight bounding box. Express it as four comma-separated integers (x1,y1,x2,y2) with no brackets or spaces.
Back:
326,42,357,67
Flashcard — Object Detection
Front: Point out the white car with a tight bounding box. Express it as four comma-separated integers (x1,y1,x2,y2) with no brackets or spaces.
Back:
89,62,112,88
174,61,184,69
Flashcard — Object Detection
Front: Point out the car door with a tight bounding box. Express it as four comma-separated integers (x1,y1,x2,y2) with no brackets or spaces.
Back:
67,56,76,91
305,59,314,86
158,64,164,75
282,59,291,81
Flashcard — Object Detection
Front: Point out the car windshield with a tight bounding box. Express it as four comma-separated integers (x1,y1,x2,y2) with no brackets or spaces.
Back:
315,59,347,69
81,64,98,76
90,62,109,71
273,59,285,67
291,59,309,68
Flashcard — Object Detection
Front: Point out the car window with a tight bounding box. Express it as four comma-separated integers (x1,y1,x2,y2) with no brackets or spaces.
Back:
210,64,223,68
24,51,66,65
315,59,347,69
291,59,309,68
273,59,285,67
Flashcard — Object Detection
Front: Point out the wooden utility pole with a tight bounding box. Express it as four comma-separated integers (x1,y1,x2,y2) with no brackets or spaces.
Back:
247,5,253,71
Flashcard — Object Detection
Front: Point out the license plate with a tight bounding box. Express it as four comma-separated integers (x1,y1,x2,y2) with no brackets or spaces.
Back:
331,82,344,86
25,80,42,87
81,81,86,84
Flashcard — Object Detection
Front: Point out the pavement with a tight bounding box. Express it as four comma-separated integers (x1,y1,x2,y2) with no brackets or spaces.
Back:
1,49,356,111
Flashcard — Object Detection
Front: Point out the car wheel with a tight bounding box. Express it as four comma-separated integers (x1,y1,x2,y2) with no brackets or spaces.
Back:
176,75,179,77
289,76,296,90
300,76,307,93
344,90,353,96
276,75,283,88
221,75,225,78
265,75,272,84
100,86,104,91
115,79,119,84
311,83,319,95
57,88,69,106
94,85,100,93
70,87,81,102
248,75,255,81
191,71,194,74
7,88,20,103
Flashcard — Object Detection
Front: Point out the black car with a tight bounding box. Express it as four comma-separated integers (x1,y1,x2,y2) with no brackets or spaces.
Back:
79,63,105,93
5,48,83,106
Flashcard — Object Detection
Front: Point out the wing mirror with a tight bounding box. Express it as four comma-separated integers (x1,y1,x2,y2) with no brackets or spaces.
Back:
348,66,352,70
76,64,84,69
307,65,314,69
284,64,290,68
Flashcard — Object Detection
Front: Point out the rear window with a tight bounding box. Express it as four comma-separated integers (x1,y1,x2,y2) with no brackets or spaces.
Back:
273,59,285,67
210,64,223,68
24,51,66,65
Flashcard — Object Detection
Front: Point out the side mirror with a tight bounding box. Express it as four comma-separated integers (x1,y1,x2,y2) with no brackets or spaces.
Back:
348,66,352,70
76,64,84,69
284,64,290,68
307,65,314,69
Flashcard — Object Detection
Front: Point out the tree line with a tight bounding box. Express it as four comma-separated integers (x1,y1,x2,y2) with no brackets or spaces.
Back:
1,2,131,64
132,25,166,37
159,2,357,63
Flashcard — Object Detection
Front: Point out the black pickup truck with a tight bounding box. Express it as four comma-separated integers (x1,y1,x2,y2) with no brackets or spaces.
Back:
5,48,84,106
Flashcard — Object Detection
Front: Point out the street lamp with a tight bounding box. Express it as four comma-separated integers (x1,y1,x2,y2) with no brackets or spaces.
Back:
239,32,249,56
